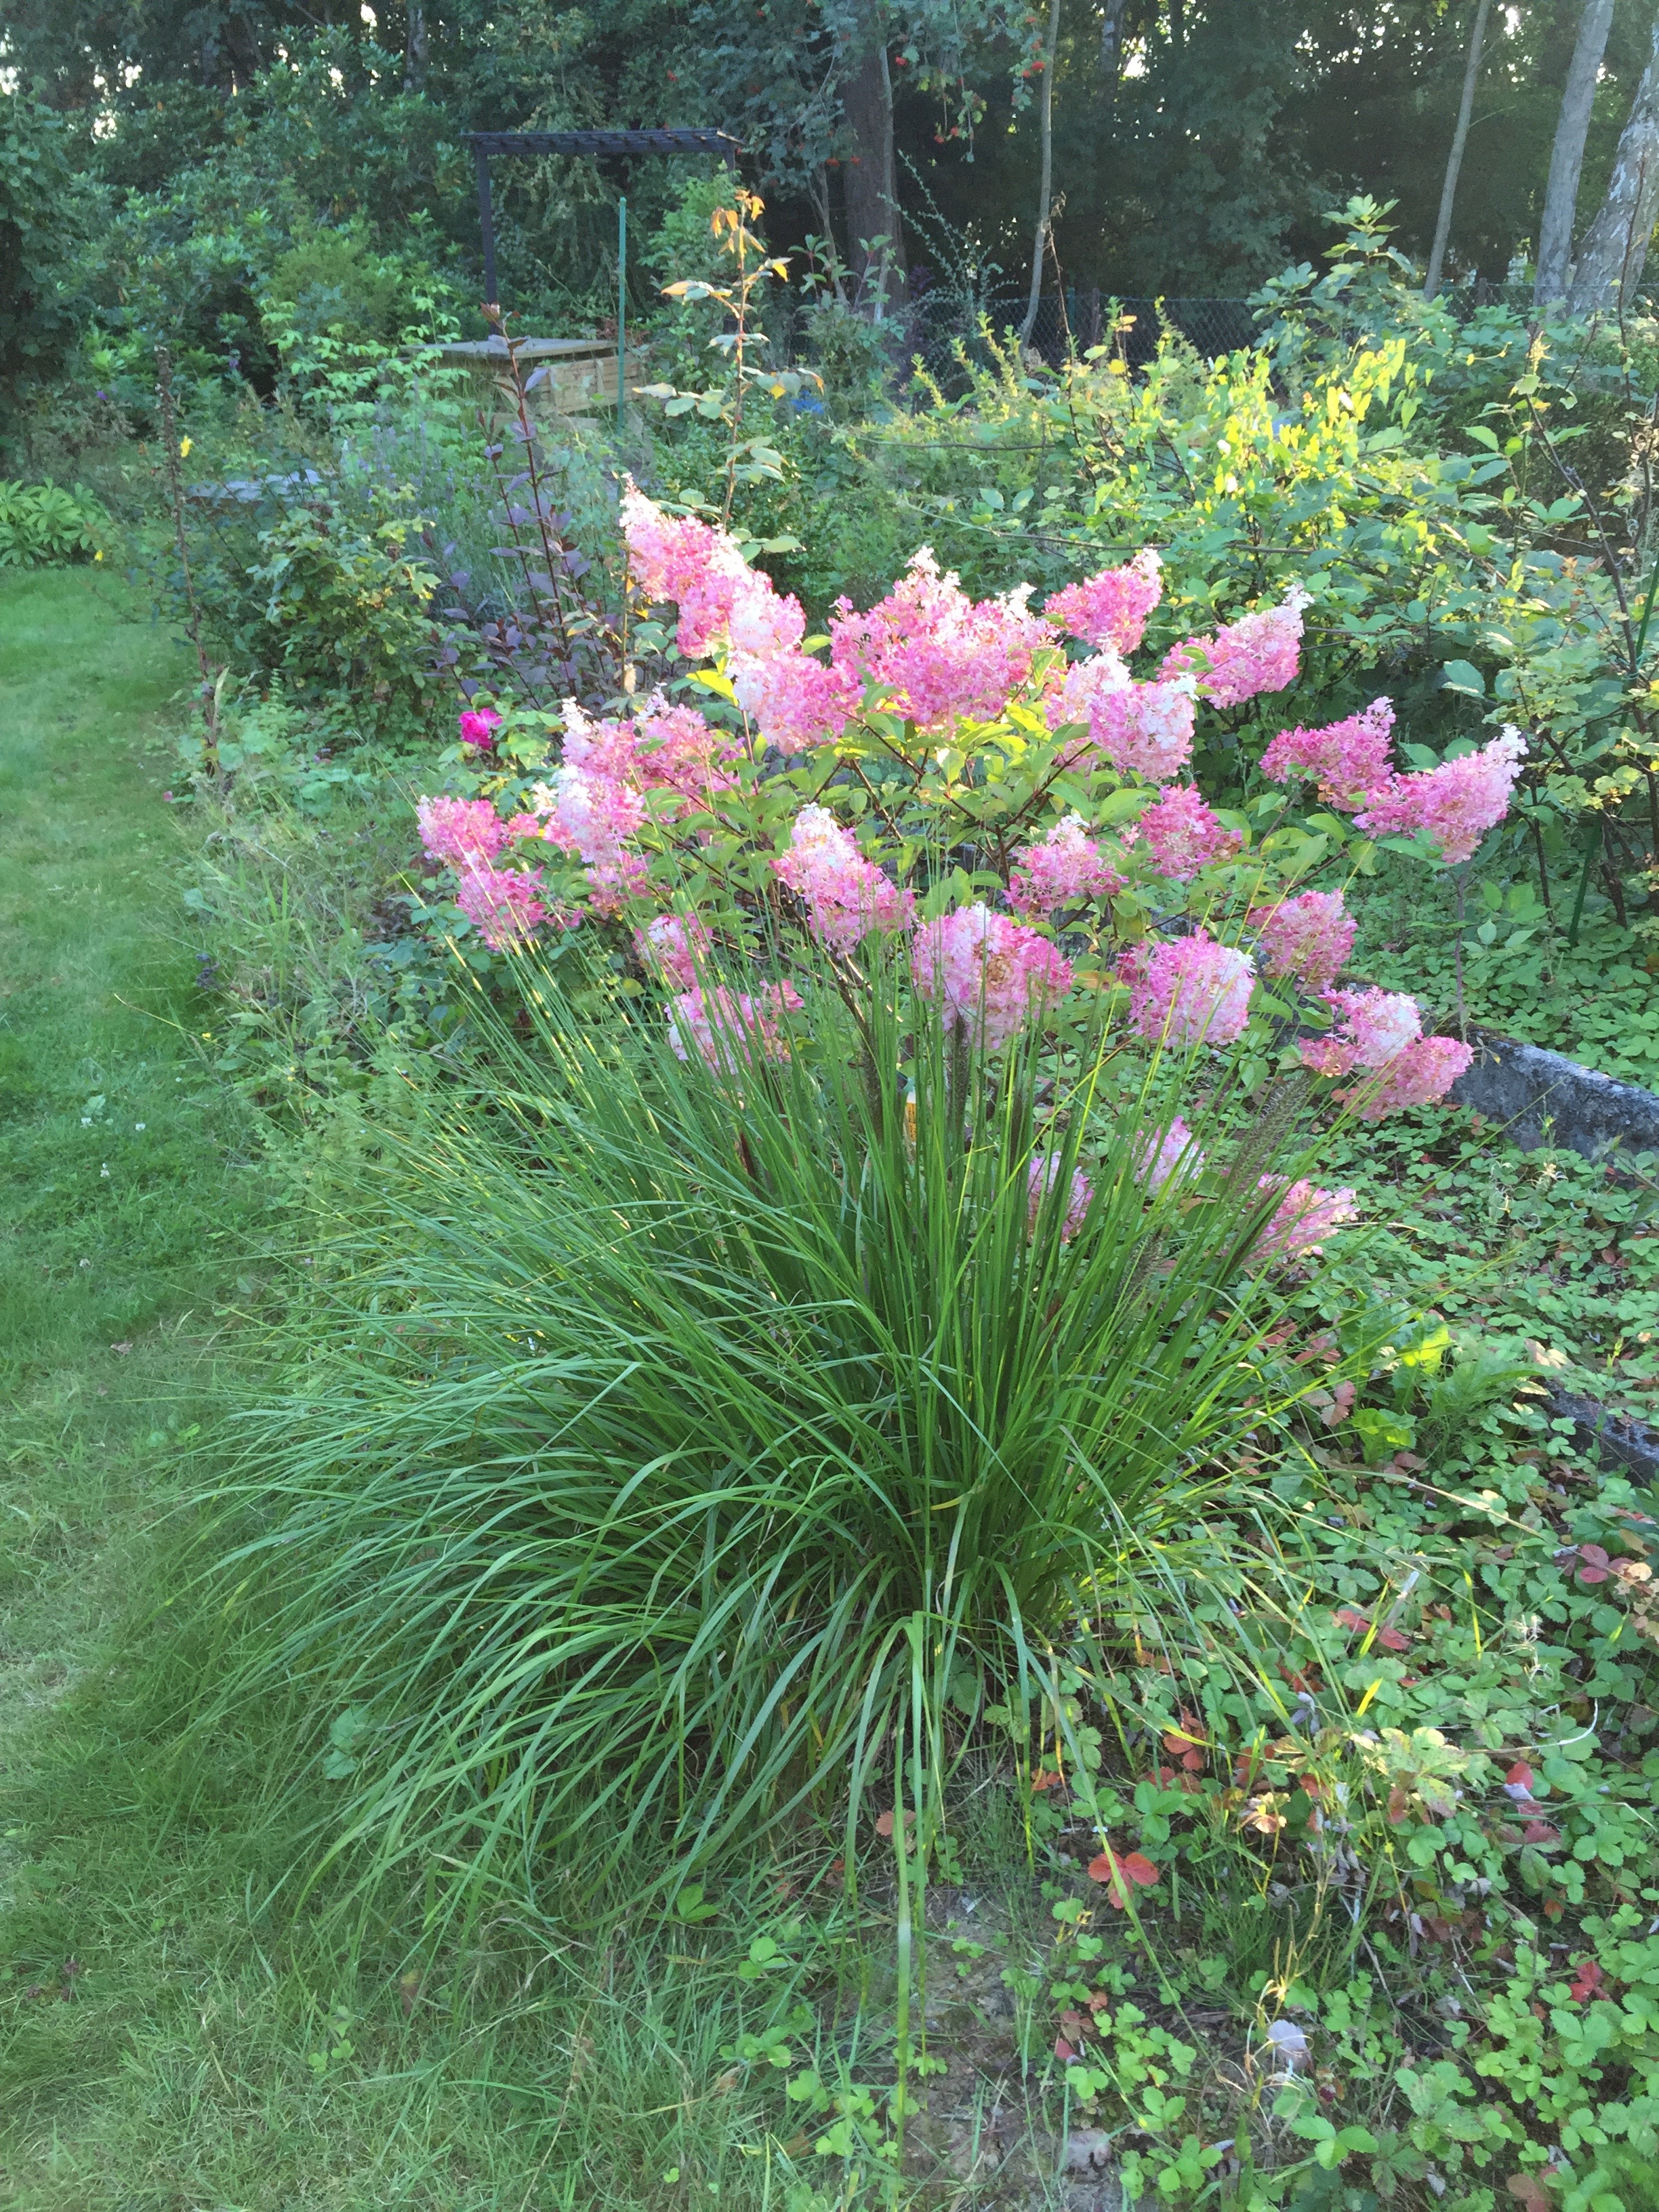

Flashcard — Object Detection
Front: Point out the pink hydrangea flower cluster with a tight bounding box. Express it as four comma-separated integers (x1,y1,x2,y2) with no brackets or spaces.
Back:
729,646,859,755
1027,1152,1092,1240
1008,813,1124,918
773,805,914,951
620,481,804,659
1044,548,1163,655
1163,586,1309,708
830,550,1055,729
1128,932,1256,1048
453,860,549,949
1050,656,1197,782
1252,889,1356,995
634,913,711,989
1134,1115,1205,1193
1355,728,1526,865
1261,699,1395,809
667,981,802,1074
1130,785,1242,879
913,903,1073,1050
417,794,510,869
1298,986,1474,1120
1252,1177,1359,1264
458,705,502,750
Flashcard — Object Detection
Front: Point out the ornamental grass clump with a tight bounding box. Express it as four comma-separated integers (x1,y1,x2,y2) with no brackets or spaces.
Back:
225,933,1369,1925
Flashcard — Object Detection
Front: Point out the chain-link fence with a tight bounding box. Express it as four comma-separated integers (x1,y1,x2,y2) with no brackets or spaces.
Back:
904,289,1261,386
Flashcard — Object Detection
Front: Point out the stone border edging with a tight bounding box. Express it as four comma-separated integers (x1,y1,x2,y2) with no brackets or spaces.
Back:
1447,1027,1659,1161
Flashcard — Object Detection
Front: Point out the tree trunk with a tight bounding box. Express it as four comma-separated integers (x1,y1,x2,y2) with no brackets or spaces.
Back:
1425,0,1494,300
841,4,907,319
1568,15,1659,317
1019,0,1064,346
404,0,429,94
1536,0,1615,308
1100,0,1128,82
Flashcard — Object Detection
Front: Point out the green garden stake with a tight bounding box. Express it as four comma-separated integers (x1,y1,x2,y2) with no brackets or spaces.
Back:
617,195,627,438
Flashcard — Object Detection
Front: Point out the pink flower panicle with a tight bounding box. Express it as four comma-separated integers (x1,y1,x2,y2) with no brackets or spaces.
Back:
1044,548,1163,655
1163,586,1310,708
730,646,859,754
1298,987,1474,1120
1128,931,1256,1048
1133,1115,1206,1194
1355,728,1526,864
830,550,1054,729
773,804,915,951
667,981,802,1075
1252,889,1356,996
458,705,502,750
635,913,711,989
913,903,1073,1050
453,860,548,949
1342,1035,1474,1121
1050,656,1197,782
1008,813,1124,917
1253,1177,1359,1264
417,794,510,869
1027,1152,1092,1241
619,480,804,660
1261,698,1395,810
631,697,741,810
1298,987,1422,1079
1130,784,1242,879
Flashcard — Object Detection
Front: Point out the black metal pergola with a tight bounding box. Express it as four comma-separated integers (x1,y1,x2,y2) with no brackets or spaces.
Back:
468,128,741,312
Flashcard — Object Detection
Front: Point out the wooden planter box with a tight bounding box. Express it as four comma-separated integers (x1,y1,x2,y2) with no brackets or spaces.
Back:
432,337,649,416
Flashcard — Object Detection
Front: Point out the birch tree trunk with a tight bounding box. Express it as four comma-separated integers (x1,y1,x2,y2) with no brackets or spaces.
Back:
403,0,428,94
1019,0,1064,346
1425,0,1493,300
1536,0,1614,308
1100,0,1128,82
1567,16,1659,317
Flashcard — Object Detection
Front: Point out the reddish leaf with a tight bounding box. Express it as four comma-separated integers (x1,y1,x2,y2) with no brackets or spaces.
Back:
1334,1607,1370,1633
1522,1821,1561,1846
1505,2175,1550,2211
1542,1898,1564,1920
1505,1761,1535,1793
1119,1851,1158,1887
1054,2034,1078,2061
1569,1958,1605,2003
1576,1543,1611,1586
1387,1784,1410,1826
1030,1768,1062,1793
1087,1845,1159,1907
1377,1624,1413,1652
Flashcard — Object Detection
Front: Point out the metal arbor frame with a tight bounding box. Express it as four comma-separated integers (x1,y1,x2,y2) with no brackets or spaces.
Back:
466,129,743,430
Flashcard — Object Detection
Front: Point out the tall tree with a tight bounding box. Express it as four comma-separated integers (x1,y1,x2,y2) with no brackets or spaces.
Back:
1424,0,1493,298
839,1,907,313
1568,11,1659,315
1017,0,1063,343
1536,0,1616,308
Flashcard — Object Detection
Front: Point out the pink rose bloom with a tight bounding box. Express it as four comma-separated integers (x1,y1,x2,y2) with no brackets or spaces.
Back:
417,794,510,869
667,981,802,1074
1043,548,1163,654
1049,655,1197,783
1133,1115,1206,1193
458,705,503,750
1128,931,1255,1048
773,804,914,951
730,645,859,754
830,549,1055,730
1027,1152,1092,1241
1008,813,1124,917
913,903,1072,1050
1162,586,1309,708
634,913,711,989
1252,1177,1359,1264
1130,784,1242,879
453,860,547,949
1252,889,1356,996
1354,728,1525,864
1261,698,1395,810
